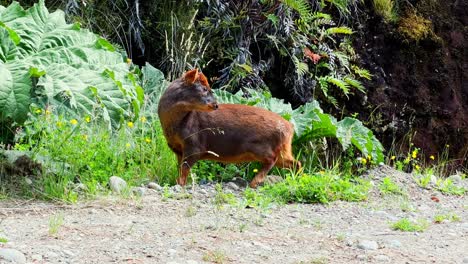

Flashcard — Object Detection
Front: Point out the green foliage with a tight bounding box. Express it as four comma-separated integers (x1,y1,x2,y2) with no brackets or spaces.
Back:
398,10,432,42
258,172,371,204
391,218,429,232
435,178,466,196
0,0,142,129
215,89,385,163
372,0,398,22
433,213,460,223
379,177,405,195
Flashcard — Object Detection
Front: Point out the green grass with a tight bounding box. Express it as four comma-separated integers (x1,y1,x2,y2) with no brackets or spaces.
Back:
258,171,371,204
372,0,398,22
435,178,466,196
0,237,8,243
379,177,406,195
391,218,429,232
49,213,64,236
434,213,461,223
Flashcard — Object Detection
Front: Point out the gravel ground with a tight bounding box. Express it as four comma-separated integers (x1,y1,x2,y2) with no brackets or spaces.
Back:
1,167,467,264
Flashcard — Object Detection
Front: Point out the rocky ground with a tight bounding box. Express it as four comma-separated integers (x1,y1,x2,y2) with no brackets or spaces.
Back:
0,166,468,264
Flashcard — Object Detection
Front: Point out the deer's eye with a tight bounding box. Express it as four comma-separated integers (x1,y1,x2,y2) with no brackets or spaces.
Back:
203,87,208,92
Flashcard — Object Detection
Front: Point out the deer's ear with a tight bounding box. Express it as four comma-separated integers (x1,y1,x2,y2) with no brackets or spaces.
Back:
184,69,198,85
198,72,210,88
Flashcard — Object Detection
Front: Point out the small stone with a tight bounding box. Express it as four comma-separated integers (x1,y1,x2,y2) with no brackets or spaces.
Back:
357,240,379,250
46,251,59,258
132,187,146,197
171,185,182,193
345,239,354,247
109,176,127,193
147,182,162,190
387,239,402,248
448,174,462,184
167,249,177,256
357,255,367,261
31,254,43,261
24,177,33,185
375,255,390,262
0,248,26,263
226,182,239,191
430,175,438,184
231,177,248,188
264,175,283,185
463,257,468,263
63,249,74,256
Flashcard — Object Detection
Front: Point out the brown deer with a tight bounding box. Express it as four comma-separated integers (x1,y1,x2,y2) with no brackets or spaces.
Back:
158,69,300,188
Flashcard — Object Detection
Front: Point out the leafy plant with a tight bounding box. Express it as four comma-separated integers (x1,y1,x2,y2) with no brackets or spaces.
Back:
0,0,143,130
372,0,398,22
434,213,461,223
379,176,405,195
259,172,370,204
435,178,466,196
391,218,429,232
49,213,64,236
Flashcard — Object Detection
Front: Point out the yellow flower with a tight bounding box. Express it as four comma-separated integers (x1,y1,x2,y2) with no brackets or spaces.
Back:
390,155,396,160
430,155,435,160
70,119,78,125
125,143,131,148
412,149,418,159
415,165,421,170
56,121,63,128
127,121,134,128
85,116,91,123
35,109,42,114
82,134,88,141
45,110,51,115
126,58,132,64
367,155,371,160
140,116,147,123
253,168,258,173
360,157,367,165
145,137,151,143
446,144,450,148
319,170,325,175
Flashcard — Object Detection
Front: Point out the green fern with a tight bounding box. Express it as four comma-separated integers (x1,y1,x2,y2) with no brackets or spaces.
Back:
328,77,350,95
326,26,353,35
293,56,309,77
351,65,373,80
282,0,313,21
344,77,365,93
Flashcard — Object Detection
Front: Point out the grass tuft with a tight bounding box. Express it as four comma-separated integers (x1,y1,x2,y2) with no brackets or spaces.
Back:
391,218,429,232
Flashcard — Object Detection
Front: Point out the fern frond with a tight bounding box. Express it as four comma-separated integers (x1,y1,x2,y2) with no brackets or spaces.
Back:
293,56,309,77
326,26,353,35
344,76,366,93
351,65,373,80
281,0,313,21
328,77,350,95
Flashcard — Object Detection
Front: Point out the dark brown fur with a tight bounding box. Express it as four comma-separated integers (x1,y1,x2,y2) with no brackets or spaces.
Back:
158,69,300,188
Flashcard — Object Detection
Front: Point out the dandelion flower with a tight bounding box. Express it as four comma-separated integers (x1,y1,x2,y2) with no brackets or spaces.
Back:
70,119,78,125
253,168,258,173
127,121,134,128
430,155,435,160
126,58,132,64
391,155,396,160
140,116,147,123
411,149,418,159
446,144,450,148
35,109,42,114
85,116,91,123
125,143,131,148
145,137,151,143
56,121,63,128
45,110,51,115
415,165,421,170
360,158,367,165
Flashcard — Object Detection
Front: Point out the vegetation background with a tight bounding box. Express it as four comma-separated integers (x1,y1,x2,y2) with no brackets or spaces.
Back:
0,0,466,201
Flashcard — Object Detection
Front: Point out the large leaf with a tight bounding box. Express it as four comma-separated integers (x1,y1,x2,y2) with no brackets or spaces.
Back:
0,0,142,126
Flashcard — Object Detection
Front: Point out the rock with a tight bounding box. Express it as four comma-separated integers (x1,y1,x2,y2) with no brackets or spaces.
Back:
448,174,462,184
147,182,162,191
171,185,182,193
231,177,248,188
264,175,283,185
226,182,239,191
109,176,127,193
387,239,402,248
430,175,438,185
375,255,390,262
132,187,146,197
357,240,379,250
31,254,43,261
0,248,26,263
345,239,354,247
357,255,367,261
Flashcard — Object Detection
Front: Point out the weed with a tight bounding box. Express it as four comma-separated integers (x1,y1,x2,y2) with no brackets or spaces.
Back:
391,218,429,232
49,213,64,236
414,173,432,189
185,205,197,217
259,172,370,204
435,178,466,196
213,184,237,210
202,250,227,264
379,177,405,195
0,237,7,243
434,213,461,223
